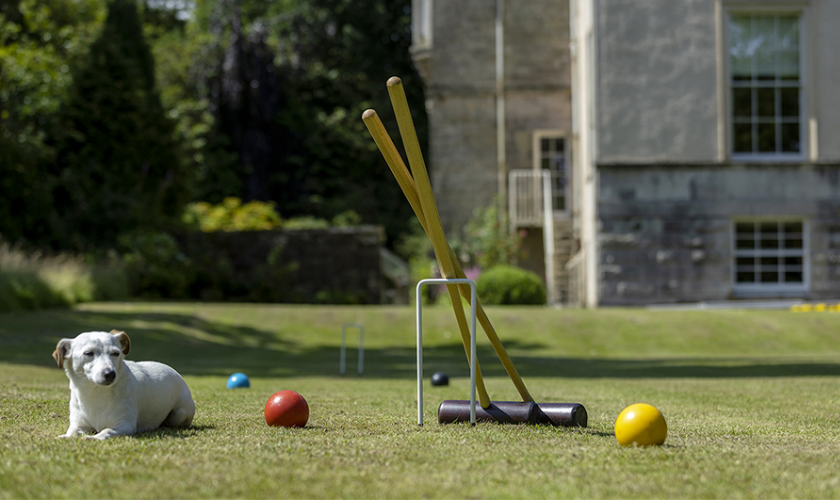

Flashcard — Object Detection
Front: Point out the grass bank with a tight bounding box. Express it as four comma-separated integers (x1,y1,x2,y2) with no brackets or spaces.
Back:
2,303,840,498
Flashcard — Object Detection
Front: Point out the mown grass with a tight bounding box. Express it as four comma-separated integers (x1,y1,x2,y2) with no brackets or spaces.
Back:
2,303,840,498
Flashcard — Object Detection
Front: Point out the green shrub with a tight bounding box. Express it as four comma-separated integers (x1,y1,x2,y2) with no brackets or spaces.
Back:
183,197,283,232
89,255,130,301
282,216,330,229
448,199,522,269
476,265,546,305
0,243,128,312
395,218,436,304
119,231,192,299
0,270,65,312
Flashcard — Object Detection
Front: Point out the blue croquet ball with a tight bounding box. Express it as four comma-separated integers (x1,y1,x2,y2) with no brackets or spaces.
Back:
431,372,449,386
226,372,250,389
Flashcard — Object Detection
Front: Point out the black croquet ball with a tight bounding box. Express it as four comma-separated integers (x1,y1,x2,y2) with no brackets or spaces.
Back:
431,372,449,386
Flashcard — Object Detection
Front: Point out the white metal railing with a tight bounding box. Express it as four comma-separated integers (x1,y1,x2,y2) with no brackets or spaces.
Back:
508,170,546,229
565,250,586,308
509,170,557,304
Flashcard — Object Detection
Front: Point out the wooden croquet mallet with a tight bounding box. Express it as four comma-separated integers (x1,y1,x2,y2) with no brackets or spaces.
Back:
362,77,533,405
361,108,491,408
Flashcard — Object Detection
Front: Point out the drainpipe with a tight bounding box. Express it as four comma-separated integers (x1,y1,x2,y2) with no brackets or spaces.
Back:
496,0,506,215
584,0,599,308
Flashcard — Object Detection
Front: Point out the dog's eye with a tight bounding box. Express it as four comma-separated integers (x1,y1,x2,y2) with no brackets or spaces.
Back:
110,351,120,357
83,351,94,357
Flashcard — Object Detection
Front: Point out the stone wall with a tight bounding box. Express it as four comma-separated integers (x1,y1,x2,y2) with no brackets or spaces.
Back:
178,226,386,304
597,0,718,163
598,164,840,305
420,0,572,234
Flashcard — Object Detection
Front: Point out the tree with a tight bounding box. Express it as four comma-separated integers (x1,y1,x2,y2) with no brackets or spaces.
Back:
184,0,426,243
49,0,191,250
0,0,105,244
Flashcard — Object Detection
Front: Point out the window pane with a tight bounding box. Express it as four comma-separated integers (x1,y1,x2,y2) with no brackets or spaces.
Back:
734,123,753,152
784,235,803,249
757,123,776,152
784,256,803,267
778,16,799,50
757,88,775,117
732,59,752,80
784,271,803,282
736,222,755,235
554,139,564,152
753,16,775,48
753,15,776,80
736,257,755,267
736,272,755,283
760,222,778,249
780,88,799,117
755,50,776,80
782,221,802,234
733,88,752,117
551,159,565,178
778,52,799,80
735,222,755,249
541,158,550,170
760,238,779,249
760,222,778,234
760,257,779,267
760,271,779,283
730,16,753,79
781,123,800,153
540,139,550,153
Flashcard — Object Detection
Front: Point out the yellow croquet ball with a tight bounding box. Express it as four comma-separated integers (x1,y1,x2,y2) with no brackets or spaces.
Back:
614,403,667,447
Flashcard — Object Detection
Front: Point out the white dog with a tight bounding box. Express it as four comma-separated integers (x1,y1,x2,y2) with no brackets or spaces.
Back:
53,330,195,440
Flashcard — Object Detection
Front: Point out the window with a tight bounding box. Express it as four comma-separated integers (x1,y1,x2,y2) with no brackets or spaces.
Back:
729,13,802,158
533,133,568,213
733,220,807,293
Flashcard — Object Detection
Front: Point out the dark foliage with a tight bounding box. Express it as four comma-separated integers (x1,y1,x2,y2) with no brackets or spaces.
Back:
201,0,425,244
48,0,192,250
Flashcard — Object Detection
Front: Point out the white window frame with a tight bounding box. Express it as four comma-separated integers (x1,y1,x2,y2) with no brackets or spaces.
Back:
720,3,810,162
731,218,809,297
532,130,571,217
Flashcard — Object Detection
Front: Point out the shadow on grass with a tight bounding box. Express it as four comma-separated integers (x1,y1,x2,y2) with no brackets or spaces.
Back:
2,308,840,380
132,424,217,440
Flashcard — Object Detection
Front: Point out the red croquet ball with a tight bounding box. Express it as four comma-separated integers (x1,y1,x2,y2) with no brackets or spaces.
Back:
264,390,309,428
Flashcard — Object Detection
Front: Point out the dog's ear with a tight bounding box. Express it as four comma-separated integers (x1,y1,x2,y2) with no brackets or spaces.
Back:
52,339,73,368
110,330,130,356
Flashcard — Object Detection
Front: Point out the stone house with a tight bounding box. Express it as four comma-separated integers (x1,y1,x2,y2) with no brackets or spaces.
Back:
410,0,840,306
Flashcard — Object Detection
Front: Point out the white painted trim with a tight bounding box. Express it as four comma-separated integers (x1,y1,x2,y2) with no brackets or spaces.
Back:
715,0,727,162
531,130,571,217
729,217,810,296
411,0,433,51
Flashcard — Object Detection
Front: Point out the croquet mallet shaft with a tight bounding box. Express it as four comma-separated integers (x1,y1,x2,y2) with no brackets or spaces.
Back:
362,109,492,409
376,77,534,403
362,107,532,404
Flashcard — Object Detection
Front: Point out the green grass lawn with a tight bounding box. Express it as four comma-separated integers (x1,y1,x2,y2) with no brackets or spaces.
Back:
2,303,840,498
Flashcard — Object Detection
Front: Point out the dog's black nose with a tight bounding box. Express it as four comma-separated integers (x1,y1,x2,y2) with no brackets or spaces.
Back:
103,370,116,384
